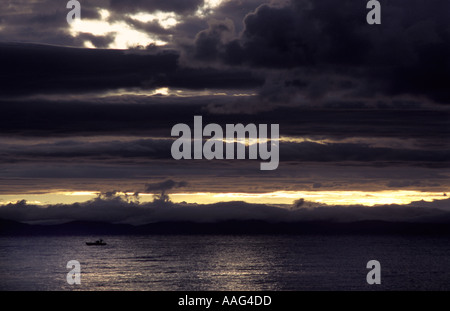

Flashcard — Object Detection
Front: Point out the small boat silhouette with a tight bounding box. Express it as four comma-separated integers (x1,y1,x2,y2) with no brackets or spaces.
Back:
86,239,107,246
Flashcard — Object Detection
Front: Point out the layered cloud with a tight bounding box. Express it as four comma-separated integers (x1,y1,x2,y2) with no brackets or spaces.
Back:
0,0,448,208
0,136,448,165
1,0,449,104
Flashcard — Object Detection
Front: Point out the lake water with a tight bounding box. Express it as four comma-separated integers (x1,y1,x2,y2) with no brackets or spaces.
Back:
0,235,449,291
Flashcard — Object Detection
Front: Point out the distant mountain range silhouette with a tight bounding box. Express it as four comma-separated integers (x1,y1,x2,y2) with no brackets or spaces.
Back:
1,218,450,236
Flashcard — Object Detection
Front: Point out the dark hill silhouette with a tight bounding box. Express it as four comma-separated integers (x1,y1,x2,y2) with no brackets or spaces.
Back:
1,218,450,236
0,219,133,236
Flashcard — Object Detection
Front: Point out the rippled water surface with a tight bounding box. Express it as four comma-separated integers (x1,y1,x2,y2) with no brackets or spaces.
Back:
1,235,449,290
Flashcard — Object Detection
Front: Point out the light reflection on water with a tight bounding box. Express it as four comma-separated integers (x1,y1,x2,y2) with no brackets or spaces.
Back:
0,235,449,291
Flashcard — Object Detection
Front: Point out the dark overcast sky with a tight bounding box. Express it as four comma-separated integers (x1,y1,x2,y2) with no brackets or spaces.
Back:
0,0,449,223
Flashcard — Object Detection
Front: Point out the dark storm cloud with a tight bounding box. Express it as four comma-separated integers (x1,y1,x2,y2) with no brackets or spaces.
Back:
280,141,449,164
0,43,175,96
184,0,450,103
0,138,173,162
190,18,237,63
0,43,262,97
0,97,205,136
209,0,270,33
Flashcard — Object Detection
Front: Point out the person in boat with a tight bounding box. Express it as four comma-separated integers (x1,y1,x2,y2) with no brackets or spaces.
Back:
86,239,107,245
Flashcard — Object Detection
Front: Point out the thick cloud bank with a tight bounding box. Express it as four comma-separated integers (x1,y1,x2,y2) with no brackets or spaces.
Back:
1,196,449,225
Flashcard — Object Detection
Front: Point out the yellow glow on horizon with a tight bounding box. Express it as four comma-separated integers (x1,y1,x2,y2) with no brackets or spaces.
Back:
0,190,447,207
280,136,327,144
170,190,446,206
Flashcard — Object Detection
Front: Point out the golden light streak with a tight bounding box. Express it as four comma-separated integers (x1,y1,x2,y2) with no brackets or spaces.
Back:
221,137,272,146
279,136,328,144
59,191,100,196
98,87,257,98
0,190,447,207
170,190,446,206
